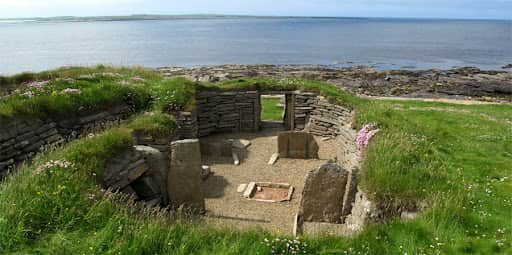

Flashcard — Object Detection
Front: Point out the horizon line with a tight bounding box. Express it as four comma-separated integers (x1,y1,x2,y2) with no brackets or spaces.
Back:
1,13,511,22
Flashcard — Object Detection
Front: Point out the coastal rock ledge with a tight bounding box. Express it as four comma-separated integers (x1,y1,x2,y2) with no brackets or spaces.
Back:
159,65,512,102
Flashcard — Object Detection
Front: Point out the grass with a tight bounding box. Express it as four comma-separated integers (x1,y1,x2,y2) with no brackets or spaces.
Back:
0,67,511,254
127,113,177,138
261,97,284,121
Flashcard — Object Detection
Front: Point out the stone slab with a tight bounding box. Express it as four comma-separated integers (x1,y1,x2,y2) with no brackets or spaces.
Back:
299,161,348,223
277,131,319,159
168,139,205,214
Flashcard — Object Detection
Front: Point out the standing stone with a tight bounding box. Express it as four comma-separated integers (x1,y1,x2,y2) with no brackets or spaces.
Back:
299,161,348,223
341,167,359,219
278,131,319,159
168,139,205,214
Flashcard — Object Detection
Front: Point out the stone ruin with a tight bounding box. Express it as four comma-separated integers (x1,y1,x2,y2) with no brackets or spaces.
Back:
1,87,377,235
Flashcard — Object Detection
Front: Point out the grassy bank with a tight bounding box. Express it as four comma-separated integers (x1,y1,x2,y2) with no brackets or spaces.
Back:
261,98,284,121
0,67,511,254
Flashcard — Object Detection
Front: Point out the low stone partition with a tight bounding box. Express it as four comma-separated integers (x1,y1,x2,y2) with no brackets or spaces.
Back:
195,91,260,137
0,104,132,178
277,131,319,159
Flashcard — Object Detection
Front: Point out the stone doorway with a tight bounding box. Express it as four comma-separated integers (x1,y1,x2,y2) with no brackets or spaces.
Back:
260,93,292,130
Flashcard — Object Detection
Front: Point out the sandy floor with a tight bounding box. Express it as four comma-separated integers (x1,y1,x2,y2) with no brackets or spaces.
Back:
201,127,338,234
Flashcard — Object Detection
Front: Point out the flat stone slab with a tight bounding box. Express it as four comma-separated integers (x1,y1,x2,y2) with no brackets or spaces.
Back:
231,139,251,149
243,182,256,198
243,182,294,203
237,183,247,193
267,153,279,165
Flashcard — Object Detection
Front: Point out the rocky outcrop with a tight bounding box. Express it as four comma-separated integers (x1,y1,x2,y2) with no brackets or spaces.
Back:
159,65,512,102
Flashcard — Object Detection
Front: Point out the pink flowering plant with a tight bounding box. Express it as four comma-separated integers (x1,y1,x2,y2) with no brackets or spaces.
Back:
131,76,145,82
356,123,380,150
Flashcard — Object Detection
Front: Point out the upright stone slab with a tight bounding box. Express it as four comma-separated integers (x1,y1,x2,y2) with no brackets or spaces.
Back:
135,145,169,205
168,139,205,214
278,131,319,159
299,161,348,223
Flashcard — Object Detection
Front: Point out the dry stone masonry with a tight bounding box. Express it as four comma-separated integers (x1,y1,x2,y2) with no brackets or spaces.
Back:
1,83,375,232
195,91,260,137
0,104,132,178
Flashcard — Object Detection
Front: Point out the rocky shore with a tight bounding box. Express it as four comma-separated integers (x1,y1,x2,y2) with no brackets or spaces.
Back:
159,65,512,102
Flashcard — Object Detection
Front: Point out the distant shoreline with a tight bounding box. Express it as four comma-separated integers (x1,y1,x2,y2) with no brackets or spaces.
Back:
1,14,511,23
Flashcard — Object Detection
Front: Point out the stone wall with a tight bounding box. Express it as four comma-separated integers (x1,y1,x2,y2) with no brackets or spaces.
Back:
291,92,316,130
0,104,132,178
172,111,198,140
289,92,353,137
195,91,260,137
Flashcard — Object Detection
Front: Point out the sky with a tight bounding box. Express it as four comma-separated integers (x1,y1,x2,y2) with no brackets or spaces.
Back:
0,0,511,20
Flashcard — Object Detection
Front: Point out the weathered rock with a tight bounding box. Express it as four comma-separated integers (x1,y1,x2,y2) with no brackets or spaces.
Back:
135,145,169,205
237,183,247,193
231,139,251,149
159,65,512,102
168,139,205,214
344,190,379,232
299,161,348,223
232,152,240,165
341,167,359,219
200,139,232,157
278,131,319,159
243,182,256,198
401,211,419,220
201,165,212,180
268,153,279,165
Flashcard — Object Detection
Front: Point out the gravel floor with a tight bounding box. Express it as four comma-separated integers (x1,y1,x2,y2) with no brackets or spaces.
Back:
201,128,338,234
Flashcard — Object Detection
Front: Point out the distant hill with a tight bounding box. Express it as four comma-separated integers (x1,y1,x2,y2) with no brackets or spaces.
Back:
0,14,302,23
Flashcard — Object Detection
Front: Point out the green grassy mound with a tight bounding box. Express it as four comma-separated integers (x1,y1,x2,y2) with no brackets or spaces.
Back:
0,67,511,254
